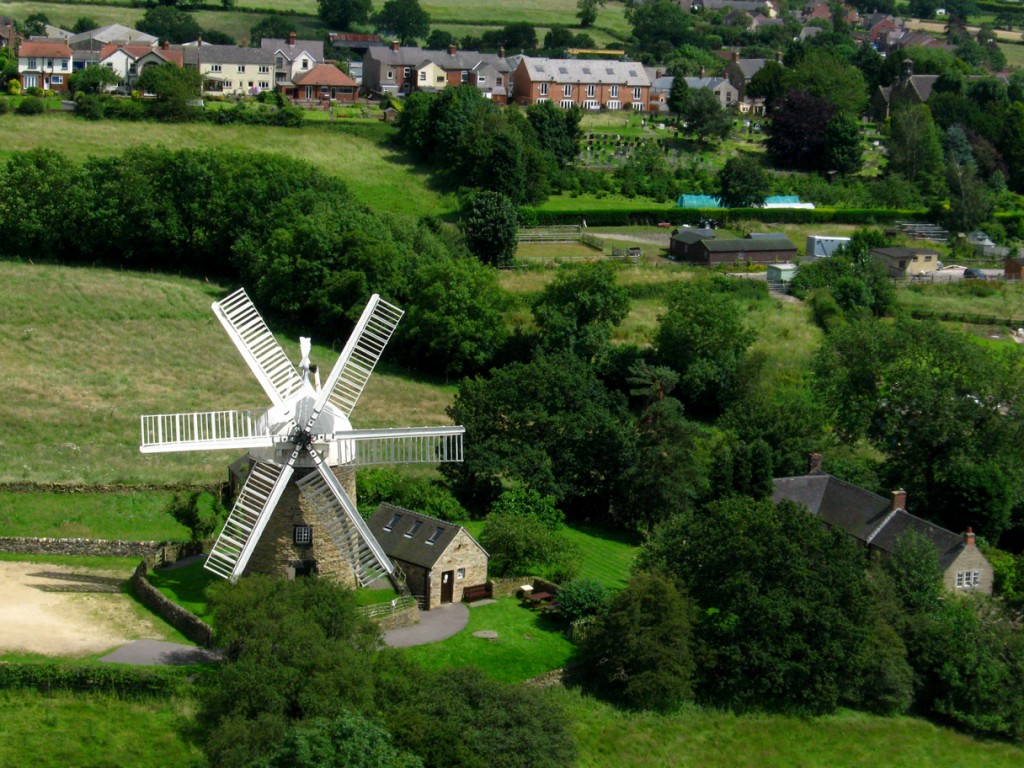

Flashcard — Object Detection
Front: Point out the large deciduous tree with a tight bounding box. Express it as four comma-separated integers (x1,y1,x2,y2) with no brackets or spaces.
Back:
68,63,122,94
532,261,630,359
136,7,202,44
766,90,833,171
317,0,373,30
373,0,430,44
681,87,732,144
459,190,518,268
717,155,769,208
576,0,605,27
888,104,947,198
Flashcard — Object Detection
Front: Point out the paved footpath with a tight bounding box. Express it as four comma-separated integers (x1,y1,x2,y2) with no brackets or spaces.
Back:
383,602,470,648
99,639,223,666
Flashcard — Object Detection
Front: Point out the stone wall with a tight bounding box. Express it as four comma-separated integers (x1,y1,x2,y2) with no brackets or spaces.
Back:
371,603,420,632
943,545,994,595
0,537,201,560
130,562,214,648
426,528,489,609
0,482,225,495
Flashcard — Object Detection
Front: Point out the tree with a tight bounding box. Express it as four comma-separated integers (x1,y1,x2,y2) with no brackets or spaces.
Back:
136,7,202,44
784,49,868,118
318,0,373,30
823,112,863,175
459,190,518,268
251,713,423,768
576,0,605,27
22,13,49,36
640,498,876,714
888,104,946,198
745,60,786,108
526,100,581,168
626,0,694,55
767,90,833,171
137,64,202,120
166,491,223,543
68,64,122,95
885,530,944,615
556,577,609,622
654,278,757,420
717,155,769,208
667,76,689,120
478,507,579,578
532,261,630,358
578,573,695,712
0,149,86,259
72,17,98,34
373,0,430,45
425,28,455,49
442,352,632,515
681,87,732,144
1000,102,1024,193
250,14,294,44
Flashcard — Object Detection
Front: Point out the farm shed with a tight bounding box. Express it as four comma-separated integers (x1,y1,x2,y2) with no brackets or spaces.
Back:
684,236,797,266
1005,254,1024,280
766,263,798,285
773,455,992,595
367,504,488,610
806,235,851,258
870,247,940,279
669,228,716,260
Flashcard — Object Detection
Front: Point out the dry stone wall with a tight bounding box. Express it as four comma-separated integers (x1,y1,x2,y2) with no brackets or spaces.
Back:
130,562,215,647
0,537,202,559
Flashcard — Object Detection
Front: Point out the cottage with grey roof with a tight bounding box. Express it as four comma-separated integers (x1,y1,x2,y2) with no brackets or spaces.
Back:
368,504,489,610
513,55,649,111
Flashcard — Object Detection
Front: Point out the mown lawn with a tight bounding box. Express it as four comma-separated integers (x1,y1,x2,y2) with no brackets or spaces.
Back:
558,687,1024,768
0,491,189,541
0,262,457,484
0,690,206,768
0,111,452,218
399,597,575,683
146,559,219,623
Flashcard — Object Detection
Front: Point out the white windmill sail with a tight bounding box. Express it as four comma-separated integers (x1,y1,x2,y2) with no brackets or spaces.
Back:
140,290,464,585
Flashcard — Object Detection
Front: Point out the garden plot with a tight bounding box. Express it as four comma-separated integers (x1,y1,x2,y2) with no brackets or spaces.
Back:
0,561,167,657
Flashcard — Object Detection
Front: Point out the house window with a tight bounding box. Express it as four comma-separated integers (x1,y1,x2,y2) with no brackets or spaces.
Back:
384,513,401,532
46,58,53,68
23,74,38,88
633,86,642,100
259,81,270,89
461,70,468,83
419,70,426,82
238,65,246,73
294,526,313,546
50,75,62,85
61,59,68,71
387,69,394,80
606,99,620,110
539,82,548,96
563,84,572,97
276,56,284,68
403,66,411,79
259,65,269,74
478,76,486,84
456,568,465,579
28,58,36,69
426,526,444,545
497,76,503,85
302,59,309,70
584,99,598,110
405,520,423,538
955,571,980,588
211,64,222,72
610,85,618,97
560,99,574,108
586,84,595,97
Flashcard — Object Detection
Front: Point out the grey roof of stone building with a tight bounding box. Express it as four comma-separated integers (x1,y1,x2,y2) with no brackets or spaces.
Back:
368,504,486,569
367,46,512,74
671,229,717,244
182,44,275,66
69,24,155,46
684,76,732,90
702,236,795,252
261,37,324,62
519,56,650,86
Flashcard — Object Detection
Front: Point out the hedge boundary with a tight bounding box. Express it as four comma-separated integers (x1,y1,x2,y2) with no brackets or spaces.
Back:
520,207,929,227
0,662,188,698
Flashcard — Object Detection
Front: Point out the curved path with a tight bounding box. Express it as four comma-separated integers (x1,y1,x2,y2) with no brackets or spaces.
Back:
99,639,223,666
382,602,471,648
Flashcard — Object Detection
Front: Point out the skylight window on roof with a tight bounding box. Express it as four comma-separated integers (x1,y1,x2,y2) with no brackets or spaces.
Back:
405,520,423,538
384,513,401,532
558,66,569,74
426,526,445,545
606,68,614,74
628,69,637,77
582,67,591,74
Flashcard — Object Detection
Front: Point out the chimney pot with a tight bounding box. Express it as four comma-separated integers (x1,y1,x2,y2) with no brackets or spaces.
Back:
499,46,505,58
197,35,202,47
808,452,823,474
391,40,400,52
964,527,976,547
289,31,296,45
448,44,457,55
890,489,906,512
731,50,739,63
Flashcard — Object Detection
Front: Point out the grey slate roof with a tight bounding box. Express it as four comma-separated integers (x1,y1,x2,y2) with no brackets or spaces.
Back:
367,46,512,74
182,44,275,66
69,24,155,47
671,229,717,244
684,76,731,90
519,56,649,86
367,504,485,569
702,236,795,252
261,37,324,62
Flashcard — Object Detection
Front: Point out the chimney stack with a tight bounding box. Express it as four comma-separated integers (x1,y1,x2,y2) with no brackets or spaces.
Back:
241,35,247,48
807,452,823,475
288,31,296,46
964,527,976,547
499,46,505,58
699,65,705,78
161,39,169,50
731,50,739,63
890,489,906,512
390,40,400,52
197,35,202,47
448,44,457,55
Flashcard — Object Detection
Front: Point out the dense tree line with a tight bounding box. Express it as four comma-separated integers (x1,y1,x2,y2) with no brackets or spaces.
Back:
0,147,505,377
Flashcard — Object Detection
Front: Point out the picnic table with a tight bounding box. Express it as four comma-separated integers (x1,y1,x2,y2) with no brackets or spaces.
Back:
522,591,554,607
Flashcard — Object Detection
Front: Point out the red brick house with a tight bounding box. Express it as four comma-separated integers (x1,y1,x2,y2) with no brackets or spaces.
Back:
288,64,358,103
512,56,650,111
18,40,73,92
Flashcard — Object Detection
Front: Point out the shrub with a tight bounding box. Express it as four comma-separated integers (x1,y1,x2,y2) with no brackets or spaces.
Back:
555,577,608,623
75,94,106,120
7,79,21,95
24,86,44,97
16,98,45,115
0,100,8,115
105,98,148,121
0,662,185,698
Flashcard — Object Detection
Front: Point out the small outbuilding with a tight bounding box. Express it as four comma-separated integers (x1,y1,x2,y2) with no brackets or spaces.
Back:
1004,254,1024,280
806,235,851,258
685,235,797,266
870,246,940,279
767,262,798,285
669,228,716,260
367,504,489,610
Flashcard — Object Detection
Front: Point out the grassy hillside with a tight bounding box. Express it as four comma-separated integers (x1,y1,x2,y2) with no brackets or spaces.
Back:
0,112,452,218
0,262,456,484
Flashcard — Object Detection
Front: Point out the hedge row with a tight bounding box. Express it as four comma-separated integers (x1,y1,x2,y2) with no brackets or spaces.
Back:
907,309,1021,326
0,663,189,698
520,207,928,227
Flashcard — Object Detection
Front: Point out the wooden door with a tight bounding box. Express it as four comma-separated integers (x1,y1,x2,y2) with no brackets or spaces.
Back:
441,570,454,603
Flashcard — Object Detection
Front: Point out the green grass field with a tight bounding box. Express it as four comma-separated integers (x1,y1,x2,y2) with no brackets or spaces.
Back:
0,112,452,218
897,280,1024,325
0,690,206,768
399,597,576,683
146,559,219,622
558,688,1024,768
0,262,456,484
0,491,190,540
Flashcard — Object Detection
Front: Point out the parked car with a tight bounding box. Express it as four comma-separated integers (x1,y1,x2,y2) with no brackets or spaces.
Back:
963,268,987,280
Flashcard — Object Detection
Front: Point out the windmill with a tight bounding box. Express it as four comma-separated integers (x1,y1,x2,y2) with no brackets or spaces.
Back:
140,288,465,586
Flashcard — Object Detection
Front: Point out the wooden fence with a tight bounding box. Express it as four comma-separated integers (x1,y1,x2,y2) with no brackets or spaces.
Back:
357,594,417,619
518,225,584,243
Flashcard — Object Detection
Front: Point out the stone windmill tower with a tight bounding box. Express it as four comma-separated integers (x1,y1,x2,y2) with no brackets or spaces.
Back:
140,288,464,586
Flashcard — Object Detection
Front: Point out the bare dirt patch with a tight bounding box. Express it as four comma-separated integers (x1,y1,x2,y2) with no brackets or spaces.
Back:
0,562,168,657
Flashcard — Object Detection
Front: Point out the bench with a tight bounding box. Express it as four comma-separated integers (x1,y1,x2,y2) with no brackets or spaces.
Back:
462,583,492,603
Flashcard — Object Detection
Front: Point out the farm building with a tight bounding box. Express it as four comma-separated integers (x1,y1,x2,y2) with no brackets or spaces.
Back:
669,228,716,260
767,263,798,285
806,235,850,258
1005,254,1024,280
367,504,489,610
680,235,797,266
870,246,940,278
773,454,992,594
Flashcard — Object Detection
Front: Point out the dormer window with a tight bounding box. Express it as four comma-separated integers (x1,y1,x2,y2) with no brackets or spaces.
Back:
405,520,423,538
303,59,309,70
426,526,444,545
384,513,401,532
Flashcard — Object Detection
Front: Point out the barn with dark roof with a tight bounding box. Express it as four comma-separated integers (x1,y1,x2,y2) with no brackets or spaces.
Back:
368,504,489,609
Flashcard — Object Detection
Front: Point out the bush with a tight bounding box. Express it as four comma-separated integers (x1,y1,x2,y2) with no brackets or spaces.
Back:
105,97,148,121
0,663,185,698
24,86,44,97
7,79,20,95
555,577,608,623
521,207,926,227
16,98,45,115
0,100,8,116
75,94,105,120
